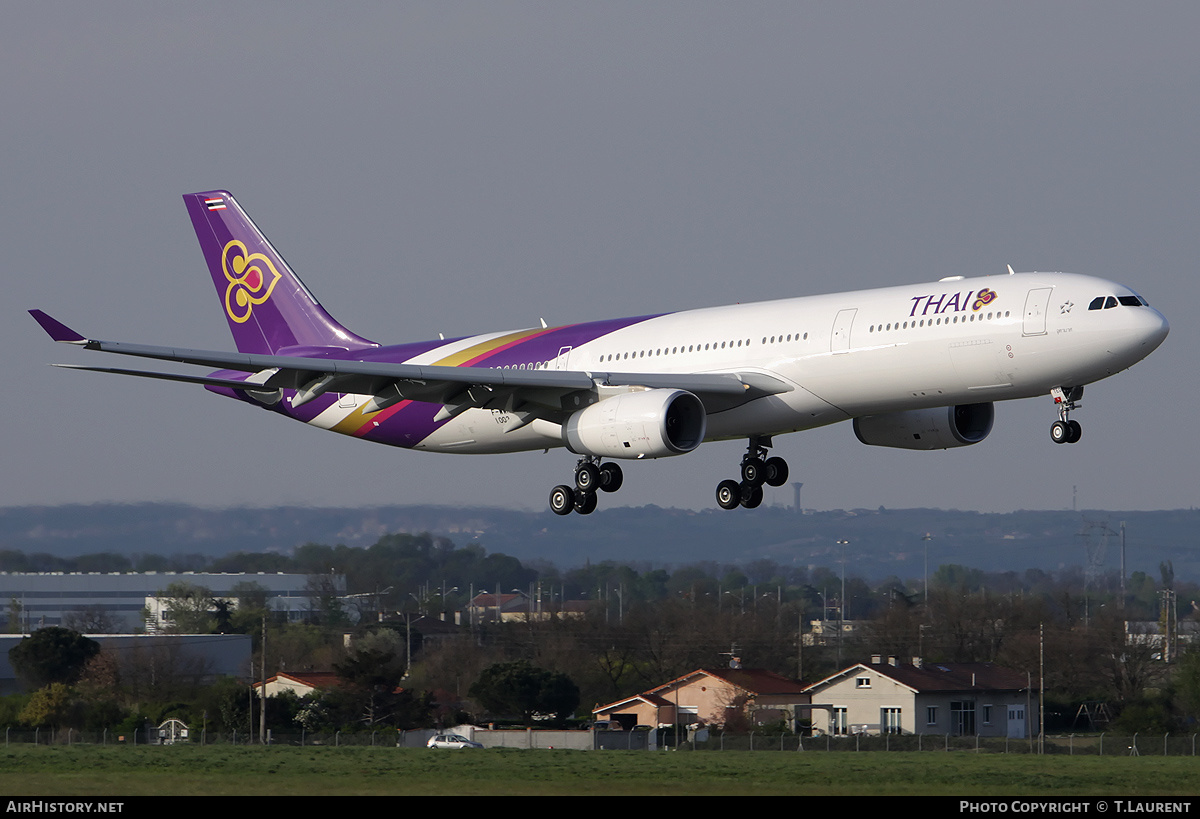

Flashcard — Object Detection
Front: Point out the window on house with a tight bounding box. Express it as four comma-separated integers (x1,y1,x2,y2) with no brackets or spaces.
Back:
855,677,871,689
951,701,977,736
881,708,902,735
926,706,938,726
832,707,848,736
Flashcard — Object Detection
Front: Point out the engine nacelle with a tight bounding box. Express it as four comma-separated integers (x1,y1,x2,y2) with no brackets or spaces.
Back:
853,403,994,450
563,389,707,459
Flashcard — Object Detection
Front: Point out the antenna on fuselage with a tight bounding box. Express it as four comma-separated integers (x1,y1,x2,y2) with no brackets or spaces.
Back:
1007,264,1016,276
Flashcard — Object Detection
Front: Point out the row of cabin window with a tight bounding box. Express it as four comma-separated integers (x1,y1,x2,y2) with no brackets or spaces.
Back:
599,332,810,363
869,311,1012,333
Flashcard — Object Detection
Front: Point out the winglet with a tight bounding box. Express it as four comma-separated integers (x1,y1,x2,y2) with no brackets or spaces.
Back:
29,310,87,344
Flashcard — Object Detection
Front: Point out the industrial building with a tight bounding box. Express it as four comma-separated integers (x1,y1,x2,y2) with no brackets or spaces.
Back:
0,572,331,632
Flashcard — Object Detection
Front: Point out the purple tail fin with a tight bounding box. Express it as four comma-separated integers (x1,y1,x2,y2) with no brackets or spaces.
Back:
184,191,377,355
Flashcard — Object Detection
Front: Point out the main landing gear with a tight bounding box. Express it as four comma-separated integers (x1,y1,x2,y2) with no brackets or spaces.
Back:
1050,386,1084,444
716,438,790,510
549,457,624,516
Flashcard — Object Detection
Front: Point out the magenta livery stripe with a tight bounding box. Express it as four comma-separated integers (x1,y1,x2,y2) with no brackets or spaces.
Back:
458,326,565,367
351,399,412,436
347,327,564,436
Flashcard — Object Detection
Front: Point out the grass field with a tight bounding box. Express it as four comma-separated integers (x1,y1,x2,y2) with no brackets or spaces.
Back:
0,745,1196,796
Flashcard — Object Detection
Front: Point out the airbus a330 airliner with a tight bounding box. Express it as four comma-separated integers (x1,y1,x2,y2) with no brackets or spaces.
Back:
32,191,1169,514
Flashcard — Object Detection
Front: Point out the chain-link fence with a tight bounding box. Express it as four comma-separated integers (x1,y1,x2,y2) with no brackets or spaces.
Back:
1,727,428,747
5,727,1198,756
686,731,1200,755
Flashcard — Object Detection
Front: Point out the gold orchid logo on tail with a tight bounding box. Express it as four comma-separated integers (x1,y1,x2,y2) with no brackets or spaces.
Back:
222,239,282,323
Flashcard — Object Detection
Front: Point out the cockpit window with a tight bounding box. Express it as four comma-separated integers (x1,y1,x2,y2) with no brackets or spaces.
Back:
1089,292,1150,310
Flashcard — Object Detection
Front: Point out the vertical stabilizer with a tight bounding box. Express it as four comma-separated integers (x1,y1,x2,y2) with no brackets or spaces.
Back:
184,191,378,355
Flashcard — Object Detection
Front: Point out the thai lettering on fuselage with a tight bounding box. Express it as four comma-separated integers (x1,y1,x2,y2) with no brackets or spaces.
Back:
908,288,997,317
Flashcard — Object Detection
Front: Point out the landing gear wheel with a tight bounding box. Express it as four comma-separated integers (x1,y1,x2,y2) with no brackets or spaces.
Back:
1051,420,1070,444
549,485,575,515
575,463,601,492
741,458,766,486
1050,386,1084,446
740,482,764,509
716,480,741,510
720,436,786,510
764,457,789,487
598,462,624,493
573,490,598,515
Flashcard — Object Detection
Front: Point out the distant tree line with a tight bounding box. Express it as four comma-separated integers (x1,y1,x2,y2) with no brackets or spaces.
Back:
1,532,1199,737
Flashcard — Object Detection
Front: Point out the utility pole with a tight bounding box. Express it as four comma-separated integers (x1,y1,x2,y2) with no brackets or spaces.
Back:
1120,521,1127,611
922,533,932,605
1160,588,1177,663
836,539,849,667
260,612,267,744
1038,623,1045,755
797,608,804,681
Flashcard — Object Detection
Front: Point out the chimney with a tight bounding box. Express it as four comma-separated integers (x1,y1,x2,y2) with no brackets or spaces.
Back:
912,656,923,669
871,654,881,664
888,656,898,666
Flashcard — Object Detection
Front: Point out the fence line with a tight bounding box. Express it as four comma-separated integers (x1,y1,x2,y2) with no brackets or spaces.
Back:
4,727,1198,755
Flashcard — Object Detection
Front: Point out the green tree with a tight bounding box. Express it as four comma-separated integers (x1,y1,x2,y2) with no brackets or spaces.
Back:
469,660,580,724
1172,649,1200,724
7,598,23,633
332,630,412,728
8,627,100,690
62,605,118,634
305,574,349,626
157,582,217,633
19,683,74,729
190,675,250,736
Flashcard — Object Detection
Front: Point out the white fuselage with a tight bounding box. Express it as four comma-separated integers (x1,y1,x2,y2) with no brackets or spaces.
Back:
390,271,1167,454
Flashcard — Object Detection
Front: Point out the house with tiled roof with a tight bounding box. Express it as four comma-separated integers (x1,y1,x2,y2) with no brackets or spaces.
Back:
253,671,342,698
593,667,810,730
802,656,1037,738
463,592,591,624
466,592,531,623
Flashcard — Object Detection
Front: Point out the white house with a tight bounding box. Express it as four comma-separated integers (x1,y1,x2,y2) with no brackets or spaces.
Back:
803,657,1037,738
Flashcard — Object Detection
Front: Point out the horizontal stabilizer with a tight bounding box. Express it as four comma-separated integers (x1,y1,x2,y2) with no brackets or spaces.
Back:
51,364,265,391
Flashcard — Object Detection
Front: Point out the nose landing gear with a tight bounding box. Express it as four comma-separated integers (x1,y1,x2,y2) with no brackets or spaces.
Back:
1050,386,1084,444
716,438,789,510
549,457,624,515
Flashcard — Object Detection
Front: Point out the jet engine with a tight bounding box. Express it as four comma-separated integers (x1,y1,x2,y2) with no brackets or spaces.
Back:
852,403,994,450
563,388,707,459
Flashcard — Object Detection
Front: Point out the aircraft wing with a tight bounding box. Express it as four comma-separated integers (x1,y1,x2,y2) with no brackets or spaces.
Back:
31,310,790,418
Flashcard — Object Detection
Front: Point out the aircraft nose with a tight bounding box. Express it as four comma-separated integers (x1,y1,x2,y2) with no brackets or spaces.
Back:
1113,306,1169,360
1144,307,1170,350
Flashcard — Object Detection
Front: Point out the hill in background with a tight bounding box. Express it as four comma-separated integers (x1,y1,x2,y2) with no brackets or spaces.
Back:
0,503,1195,581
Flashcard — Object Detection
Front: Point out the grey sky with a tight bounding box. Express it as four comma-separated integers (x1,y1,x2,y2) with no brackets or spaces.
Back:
6,2,1197,514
